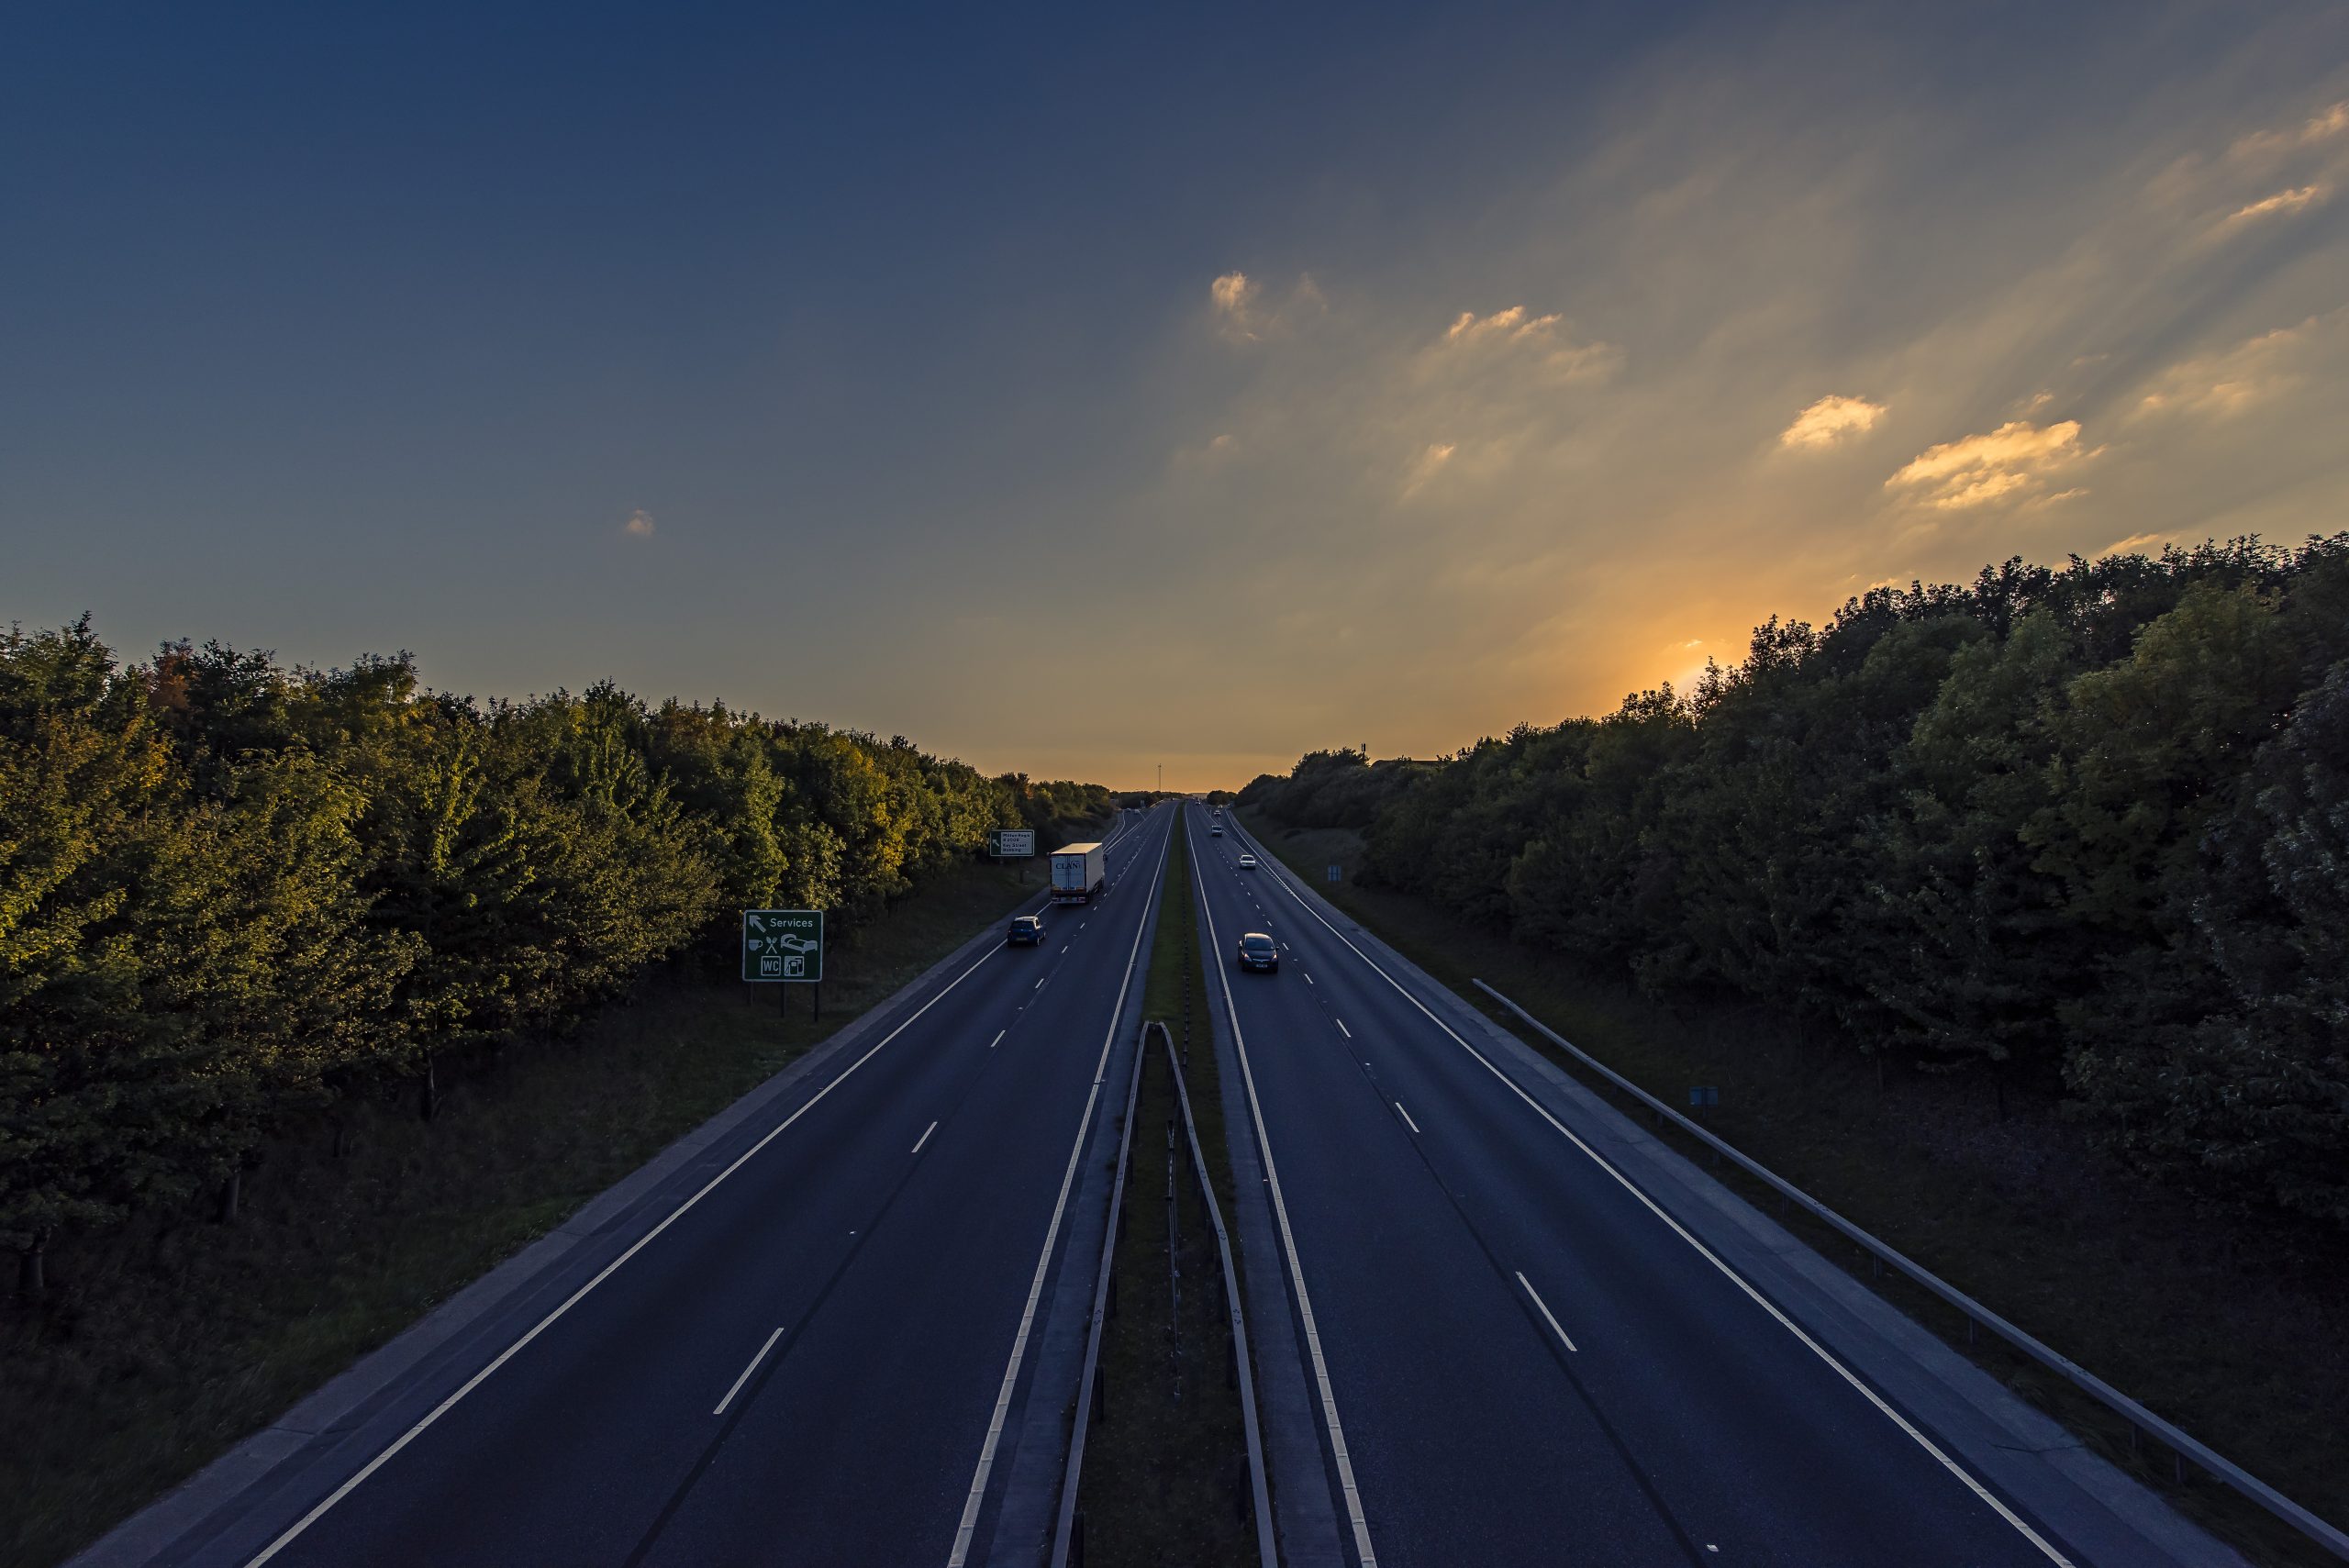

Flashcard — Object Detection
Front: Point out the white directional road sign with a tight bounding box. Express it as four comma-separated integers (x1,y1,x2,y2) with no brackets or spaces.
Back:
743,909,824,983
989,828,1037,859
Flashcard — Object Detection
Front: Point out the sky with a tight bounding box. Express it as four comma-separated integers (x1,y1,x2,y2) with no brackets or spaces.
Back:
6,2,2347,789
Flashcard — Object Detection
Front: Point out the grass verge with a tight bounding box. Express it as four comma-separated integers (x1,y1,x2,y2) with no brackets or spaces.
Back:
1075,815,1257,1566
1240,808,2348,1568
2,851,1060,1568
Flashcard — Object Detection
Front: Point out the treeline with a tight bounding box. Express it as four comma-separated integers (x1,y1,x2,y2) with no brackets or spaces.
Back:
1,622,1109,1290
1243,538,2349,1229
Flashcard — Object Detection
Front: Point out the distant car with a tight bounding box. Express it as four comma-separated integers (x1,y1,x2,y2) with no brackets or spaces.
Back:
1236,932,1279,972
1237,853,1257,868
1007,915,1045,947
1210,824,1224,836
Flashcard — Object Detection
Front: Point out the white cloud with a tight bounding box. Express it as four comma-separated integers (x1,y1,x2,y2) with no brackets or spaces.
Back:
622,508,655,538
1886,419,2099,510
1778,394,1887,449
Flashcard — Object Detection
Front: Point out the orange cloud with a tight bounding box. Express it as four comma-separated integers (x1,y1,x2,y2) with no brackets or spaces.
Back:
1779,394,1887,449
2222,183,2329,227
1886,419,2096,510
1401,441,1457,498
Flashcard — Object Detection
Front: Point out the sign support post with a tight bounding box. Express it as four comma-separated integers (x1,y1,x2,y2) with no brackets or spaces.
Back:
742,909,825,1022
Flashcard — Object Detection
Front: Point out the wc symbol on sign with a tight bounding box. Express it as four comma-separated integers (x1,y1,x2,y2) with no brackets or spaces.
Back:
759,951,784,979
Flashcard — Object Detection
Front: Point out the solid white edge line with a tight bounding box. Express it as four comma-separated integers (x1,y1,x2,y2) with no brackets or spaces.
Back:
1395,1102,1420,1136
913,1120,939,1155
244,930,1019,1568
713,1324,787,1416
945,811,1173,1567
1515,1271,1578,1353
1194,810,1379,1567
1236,818,2076,1568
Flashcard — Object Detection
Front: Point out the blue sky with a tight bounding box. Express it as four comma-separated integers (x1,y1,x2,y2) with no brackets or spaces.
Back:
6,2,2346,786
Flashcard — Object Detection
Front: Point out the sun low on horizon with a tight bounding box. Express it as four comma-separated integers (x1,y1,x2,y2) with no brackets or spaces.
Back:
6,3,2346,792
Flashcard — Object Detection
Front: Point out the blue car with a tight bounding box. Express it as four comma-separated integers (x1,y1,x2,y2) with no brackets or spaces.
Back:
1007,915,1045,947
1236,932,1278,973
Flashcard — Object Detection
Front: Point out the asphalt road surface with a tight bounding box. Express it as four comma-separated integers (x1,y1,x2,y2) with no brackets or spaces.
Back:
134,806,1175,1568
1190,802,2231,1568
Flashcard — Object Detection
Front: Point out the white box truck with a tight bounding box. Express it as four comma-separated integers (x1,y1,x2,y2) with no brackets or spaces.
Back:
1051,841,1108,905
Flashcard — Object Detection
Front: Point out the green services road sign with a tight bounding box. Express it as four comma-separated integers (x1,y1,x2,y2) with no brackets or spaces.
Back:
743,909,824,983
988,828,1037,859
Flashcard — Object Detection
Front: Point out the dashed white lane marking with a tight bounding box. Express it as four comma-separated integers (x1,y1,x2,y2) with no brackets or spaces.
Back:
240,925,1019,1568
912,1120,938,1155
1334,1018,1352,1040
1303,973,1314,985
1516,1271,1578,1353
1060,944,1069,954
988,1029,1006,1049
1396,1102,1421,1136
1034,977,1046,990
1246,831,2076,1567
713,1325,787,1416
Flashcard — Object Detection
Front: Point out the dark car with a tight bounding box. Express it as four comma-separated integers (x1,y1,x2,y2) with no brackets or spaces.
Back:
1007,915,1045,946
1236,932,1278,972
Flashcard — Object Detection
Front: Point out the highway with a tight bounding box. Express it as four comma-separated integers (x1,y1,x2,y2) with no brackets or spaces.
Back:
130,806,1176,1568
1188,802,2230,1568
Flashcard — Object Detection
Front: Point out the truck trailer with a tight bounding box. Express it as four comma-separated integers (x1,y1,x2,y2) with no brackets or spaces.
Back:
1050,841,1108,905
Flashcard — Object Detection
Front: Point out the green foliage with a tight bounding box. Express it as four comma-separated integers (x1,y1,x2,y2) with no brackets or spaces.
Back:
1247,537,2349,1228
0,625,1106,1280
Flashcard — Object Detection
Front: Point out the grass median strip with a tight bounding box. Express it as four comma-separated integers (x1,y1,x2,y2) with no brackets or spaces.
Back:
1241,807,2348,1568
1074,819,1257,1566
